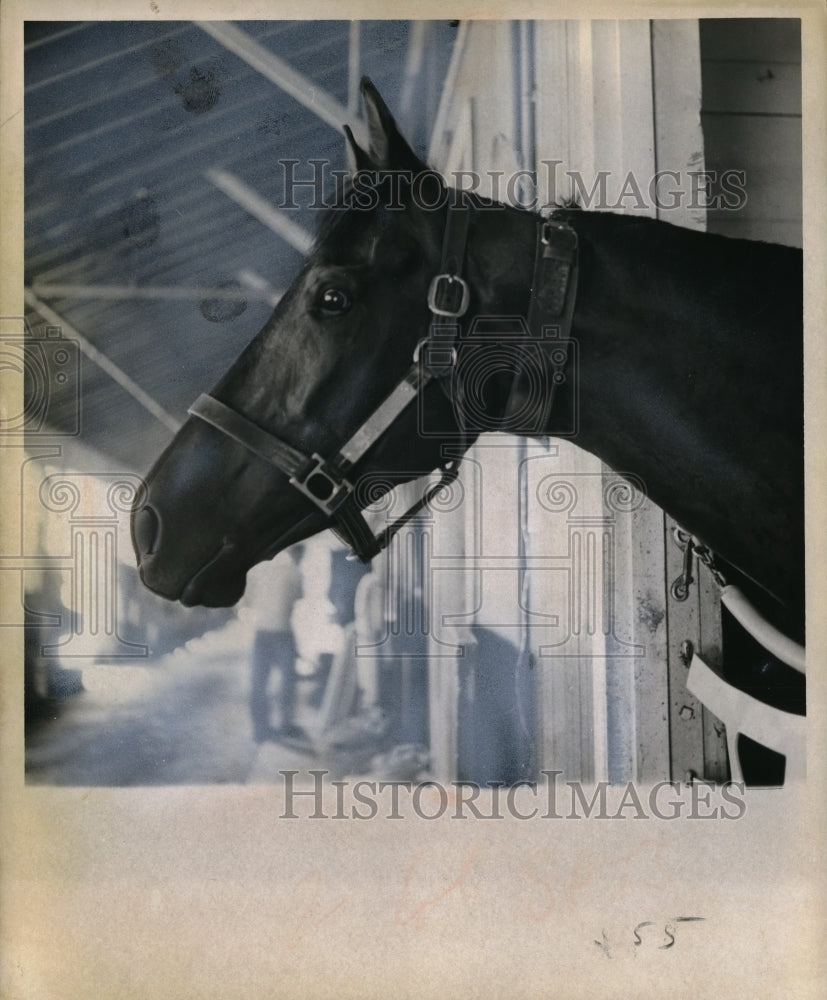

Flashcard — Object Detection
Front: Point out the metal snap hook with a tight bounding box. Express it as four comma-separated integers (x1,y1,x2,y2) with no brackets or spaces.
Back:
670,529,695,601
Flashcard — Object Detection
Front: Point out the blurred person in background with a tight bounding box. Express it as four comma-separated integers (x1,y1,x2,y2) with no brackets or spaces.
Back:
246,544,305,744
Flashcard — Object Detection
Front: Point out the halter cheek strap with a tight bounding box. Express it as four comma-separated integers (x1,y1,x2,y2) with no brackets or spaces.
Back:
188,199,475,562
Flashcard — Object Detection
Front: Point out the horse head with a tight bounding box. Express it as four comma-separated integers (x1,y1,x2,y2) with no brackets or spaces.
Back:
133,79,803,637
132,80,508,607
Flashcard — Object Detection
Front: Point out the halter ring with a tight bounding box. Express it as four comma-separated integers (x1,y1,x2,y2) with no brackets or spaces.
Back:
288,454,352,515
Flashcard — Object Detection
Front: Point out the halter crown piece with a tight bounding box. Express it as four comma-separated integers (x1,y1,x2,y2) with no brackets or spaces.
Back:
187,199,579,562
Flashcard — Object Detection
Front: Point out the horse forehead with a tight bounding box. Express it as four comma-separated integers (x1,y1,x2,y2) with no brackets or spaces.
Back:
314,202,423,266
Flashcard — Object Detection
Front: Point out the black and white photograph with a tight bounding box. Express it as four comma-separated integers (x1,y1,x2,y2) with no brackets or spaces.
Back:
2,4,825,998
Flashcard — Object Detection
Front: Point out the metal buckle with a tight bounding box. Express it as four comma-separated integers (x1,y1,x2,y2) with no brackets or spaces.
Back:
413,336,458,376
541,220,564,245
289,454,352,515
428,273,470,317
541,219,578,257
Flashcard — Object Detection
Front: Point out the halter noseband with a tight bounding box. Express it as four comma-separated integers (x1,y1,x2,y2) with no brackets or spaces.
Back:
187,200,578,562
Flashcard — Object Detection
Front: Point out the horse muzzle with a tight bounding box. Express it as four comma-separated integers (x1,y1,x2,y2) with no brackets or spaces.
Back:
131,477,326,607
133,510,246,607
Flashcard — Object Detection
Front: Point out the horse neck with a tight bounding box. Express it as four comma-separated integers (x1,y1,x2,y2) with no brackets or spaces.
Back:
463,205,803,616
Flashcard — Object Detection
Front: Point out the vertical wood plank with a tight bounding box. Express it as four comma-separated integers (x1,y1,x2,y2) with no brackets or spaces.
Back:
532,20,605,781
427,463,469,782
425,21,524,782
521,440,601,782
663,517,708,781
628,503,671,782
531,18,681,782
650,21,731,782
652,19,707,232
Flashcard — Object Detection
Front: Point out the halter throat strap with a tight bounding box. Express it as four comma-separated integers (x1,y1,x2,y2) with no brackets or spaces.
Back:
503,214,579,428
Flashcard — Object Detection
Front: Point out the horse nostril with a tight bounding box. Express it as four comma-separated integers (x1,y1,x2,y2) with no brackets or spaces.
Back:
133,505,161,557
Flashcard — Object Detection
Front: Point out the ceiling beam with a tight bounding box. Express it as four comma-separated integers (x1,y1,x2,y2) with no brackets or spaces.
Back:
24,291,183,435
195,20,366,144
348,22,361,117
398,21,429,124
205,167,314,256
236,270,282,308
27,282,281,304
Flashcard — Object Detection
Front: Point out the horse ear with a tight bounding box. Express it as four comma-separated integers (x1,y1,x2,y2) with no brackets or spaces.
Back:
359,76,424,173
344,124,376,172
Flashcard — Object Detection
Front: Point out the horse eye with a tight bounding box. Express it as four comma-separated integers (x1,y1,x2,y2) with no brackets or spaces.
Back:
318,287,351,315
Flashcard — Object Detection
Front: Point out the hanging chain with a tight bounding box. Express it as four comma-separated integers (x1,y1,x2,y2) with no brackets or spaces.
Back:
692,538,728,588
670,527,728,601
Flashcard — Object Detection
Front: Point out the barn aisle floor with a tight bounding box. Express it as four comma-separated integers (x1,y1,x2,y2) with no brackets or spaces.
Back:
25,628,320,787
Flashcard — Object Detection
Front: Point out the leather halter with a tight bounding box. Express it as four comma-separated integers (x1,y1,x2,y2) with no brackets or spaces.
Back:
187,200,579,562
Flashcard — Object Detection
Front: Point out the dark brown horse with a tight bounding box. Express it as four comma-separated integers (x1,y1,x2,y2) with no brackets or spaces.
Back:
132,80,803,662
